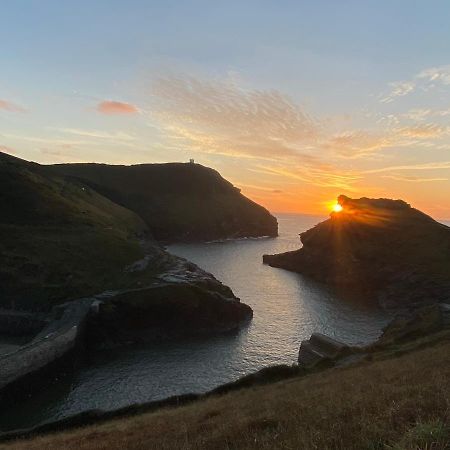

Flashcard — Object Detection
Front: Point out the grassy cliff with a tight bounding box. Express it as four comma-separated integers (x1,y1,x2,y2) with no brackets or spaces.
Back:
0,152,148,309
46,162,278,241
0,151,253,336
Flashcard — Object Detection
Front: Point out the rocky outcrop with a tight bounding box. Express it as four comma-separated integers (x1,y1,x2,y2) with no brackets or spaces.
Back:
90,283,252,347
264,195,450,307
373,303,450,347
88,254,252,347
298,333,351,368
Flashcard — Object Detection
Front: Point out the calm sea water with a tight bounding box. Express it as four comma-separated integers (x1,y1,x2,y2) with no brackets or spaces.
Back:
0,214,391,431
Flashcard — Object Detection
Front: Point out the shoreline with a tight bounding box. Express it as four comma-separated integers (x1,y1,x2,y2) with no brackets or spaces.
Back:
1,302,448,442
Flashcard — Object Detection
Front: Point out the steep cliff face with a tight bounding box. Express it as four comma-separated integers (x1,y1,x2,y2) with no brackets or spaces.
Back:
0,151,252,336
264,195,450,307
46,162,278,242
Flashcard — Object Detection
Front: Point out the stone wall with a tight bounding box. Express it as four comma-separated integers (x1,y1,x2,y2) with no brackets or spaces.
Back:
0,299,93,393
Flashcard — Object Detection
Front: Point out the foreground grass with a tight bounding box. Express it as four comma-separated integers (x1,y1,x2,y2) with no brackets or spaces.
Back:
2,338,449,450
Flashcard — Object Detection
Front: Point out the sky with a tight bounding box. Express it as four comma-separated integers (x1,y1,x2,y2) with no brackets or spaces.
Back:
1,1,450,218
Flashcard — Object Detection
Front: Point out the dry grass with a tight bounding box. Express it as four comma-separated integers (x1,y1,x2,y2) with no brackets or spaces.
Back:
2,339,449,450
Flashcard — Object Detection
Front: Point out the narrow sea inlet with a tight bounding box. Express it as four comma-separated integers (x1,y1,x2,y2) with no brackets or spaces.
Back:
0,214,390,431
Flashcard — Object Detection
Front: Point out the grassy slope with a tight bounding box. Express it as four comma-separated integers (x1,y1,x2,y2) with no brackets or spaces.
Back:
46,162,278,241
2,334,449,450
0,152,150,309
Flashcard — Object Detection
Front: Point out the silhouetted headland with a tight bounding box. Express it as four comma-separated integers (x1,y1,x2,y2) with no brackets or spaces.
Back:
264,195,450,308
46,161,278,242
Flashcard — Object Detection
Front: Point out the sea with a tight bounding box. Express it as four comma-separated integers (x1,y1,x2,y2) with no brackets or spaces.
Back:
0,213,393,431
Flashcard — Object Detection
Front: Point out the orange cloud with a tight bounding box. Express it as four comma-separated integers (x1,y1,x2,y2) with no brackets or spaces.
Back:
0,145,18,155
0,100,25,112
146,72,450,217
322,131,393,158
396,123,446,138
151,75,319,160
382,174,448,182
96,100,138,115
365,160,450,174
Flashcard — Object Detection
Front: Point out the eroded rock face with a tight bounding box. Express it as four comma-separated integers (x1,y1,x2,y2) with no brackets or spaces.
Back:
264,196,450,307
88,256,253,347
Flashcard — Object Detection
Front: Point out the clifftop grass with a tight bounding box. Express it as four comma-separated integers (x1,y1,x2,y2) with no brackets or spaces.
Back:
46,162,278,241
3,333,449,450
0,152,149,309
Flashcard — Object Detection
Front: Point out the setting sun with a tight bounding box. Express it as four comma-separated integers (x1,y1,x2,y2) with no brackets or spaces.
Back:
332,203,343,213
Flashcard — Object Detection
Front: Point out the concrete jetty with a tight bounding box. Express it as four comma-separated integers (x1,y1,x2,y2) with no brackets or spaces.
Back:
0,299,93,394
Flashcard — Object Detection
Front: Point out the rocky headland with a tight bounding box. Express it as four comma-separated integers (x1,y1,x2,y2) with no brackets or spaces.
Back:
0,150,259,318
45,161,278,242
264,195,450,308
0,151,259,396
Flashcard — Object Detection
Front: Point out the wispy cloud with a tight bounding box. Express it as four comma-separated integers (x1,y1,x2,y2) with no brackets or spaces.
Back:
417,65,450,85
53,128,137,141
380,81,415,103
0,144,18,154
3,126,142,152
151,75,319,160
96,100,139,115
254,164,362,191
365,161,450,174
395,123,447,139
382,174,448,182
402,107,450,121
147,72,450,197
148,74,372,190
319,124,446,159
380,64,450,103
321,131,393,158
403,108,432,121
1,133,86,147
0,100,26,112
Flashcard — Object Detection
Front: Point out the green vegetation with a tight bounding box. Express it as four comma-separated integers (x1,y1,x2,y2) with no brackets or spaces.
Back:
47,162,278,241
0,152,149,309
2,332,449,449
387,420,449,450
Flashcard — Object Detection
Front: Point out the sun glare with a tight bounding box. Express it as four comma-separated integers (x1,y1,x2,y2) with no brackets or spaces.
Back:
332,203,343,213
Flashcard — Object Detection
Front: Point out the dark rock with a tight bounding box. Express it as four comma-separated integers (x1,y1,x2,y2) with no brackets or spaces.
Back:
264,196,450,307
298,333,351,368
45,161,278,242
90,282,252,347
374,304,444,346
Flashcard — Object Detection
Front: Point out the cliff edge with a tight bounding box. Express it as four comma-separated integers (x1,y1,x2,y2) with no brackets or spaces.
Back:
46,162,278,242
